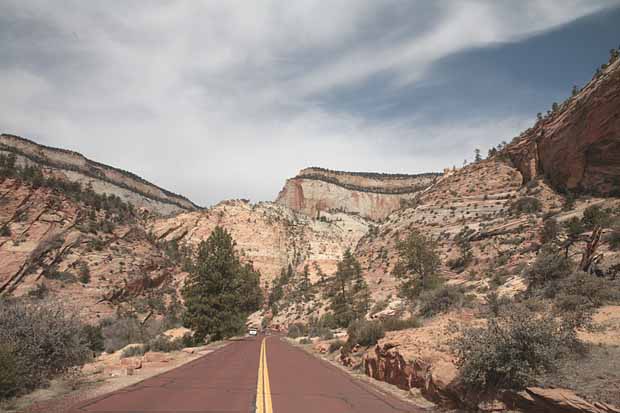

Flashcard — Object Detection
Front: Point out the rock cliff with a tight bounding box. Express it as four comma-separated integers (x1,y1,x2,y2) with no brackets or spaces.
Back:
504,57,620,196
0,134,200,215
276,167,440,221
150,200,370,286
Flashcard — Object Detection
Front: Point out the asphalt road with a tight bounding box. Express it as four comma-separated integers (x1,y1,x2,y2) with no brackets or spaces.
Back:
67,335,423,413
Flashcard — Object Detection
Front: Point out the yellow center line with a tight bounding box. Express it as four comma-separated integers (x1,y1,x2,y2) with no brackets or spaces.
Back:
256,338,274,413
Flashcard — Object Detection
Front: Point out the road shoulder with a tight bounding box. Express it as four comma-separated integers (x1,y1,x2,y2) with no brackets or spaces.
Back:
282,338,438,411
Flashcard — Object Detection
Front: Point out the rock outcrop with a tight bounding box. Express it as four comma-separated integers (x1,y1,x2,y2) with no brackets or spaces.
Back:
150,199,370,286
0,134,200,215
0,176,186,321
504,58,620,196
276,167,440,221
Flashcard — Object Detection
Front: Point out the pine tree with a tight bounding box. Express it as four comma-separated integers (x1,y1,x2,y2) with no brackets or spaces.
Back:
328,249,370,328
298,264,314,301
474,148,482,162
182,226,262,341
392,230,441,300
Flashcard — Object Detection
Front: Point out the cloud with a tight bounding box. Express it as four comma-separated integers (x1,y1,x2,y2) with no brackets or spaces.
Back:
0,1,618,205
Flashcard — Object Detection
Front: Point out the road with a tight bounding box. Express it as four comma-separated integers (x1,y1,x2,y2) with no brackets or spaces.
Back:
67,336,423,413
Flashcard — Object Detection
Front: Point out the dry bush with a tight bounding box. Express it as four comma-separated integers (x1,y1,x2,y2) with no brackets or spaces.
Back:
453,307,578,391
0,300,91,400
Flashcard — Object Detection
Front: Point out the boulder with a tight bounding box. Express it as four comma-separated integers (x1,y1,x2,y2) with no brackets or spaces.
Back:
503,387,620,413
119,357,142,370
143,352,170,363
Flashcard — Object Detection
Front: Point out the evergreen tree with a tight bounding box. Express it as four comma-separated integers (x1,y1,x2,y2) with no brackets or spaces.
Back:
182,226,262,341
298,264,314,301
328,249,370,328
474,148,482,162
392,230,441,300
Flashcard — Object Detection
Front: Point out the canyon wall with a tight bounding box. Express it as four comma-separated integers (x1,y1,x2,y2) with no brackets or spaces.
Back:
0,134,200,215
504,58,620,195
150,200,370,286
276,167,440,221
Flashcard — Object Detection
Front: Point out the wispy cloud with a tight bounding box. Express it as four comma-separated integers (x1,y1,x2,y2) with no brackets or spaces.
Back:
1,1,618,205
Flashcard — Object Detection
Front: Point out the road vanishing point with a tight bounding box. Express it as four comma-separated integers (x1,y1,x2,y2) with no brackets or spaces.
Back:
66,335,425,412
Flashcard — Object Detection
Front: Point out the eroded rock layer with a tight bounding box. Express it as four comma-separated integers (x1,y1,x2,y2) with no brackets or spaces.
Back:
0,134,200,215
505,58,620,195
276,167,440,221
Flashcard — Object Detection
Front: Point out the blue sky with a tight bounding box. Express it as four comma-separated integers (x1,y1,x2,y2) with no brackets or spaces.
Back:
1,1,619,206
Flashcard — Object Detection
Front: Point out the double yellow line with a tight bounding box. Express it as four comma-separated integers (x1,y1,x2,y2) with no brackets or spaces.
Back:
256,338,273,413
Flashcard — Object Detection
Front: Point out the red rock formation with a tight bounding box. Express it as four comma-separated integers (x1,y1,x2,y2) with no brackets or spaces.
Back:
276,167,440,221
505,58,620,195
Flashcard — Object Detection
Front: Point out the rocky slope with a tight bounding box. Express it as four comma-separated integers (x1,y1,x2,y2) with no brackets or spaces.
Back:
0,134,200,215
0,175,186,322
505,57,620,196
149,199,370,286
276,167,439,221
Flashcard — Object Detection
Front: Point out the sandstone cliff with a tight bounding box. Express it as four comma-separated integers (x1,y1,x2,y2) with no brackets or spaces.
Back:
0,176,186,321
0,134,200,215
276,167,440,221
150,199,370,286
504,57,620,196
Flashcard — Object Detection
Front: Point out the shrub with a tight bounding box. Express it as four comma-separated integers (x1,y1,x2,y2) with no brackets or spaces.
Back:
328,340,345,353
120,345,146,358
606,227,620,250
299,338,312,345
102,317,149,353
419,285,472,317
0,226,10,237
540,218,560,245
147,335,184,353
0,343,18,400
453,308,575,390
307,314,337,339
525,246,572,293
287,323,307,339
510,197,542,215
380,317,420,331
582,204,611,229
45,269,77,283
82,324,105,353
370,299,389,316
554,271,620,328
0,301,91,399
27,283,49,299
346,320,385,348
78,263,91,284
485,291,512,317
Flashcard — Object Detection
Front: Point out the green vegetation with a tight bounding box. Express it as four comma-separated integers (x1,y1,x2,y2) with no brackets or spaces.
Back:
392,230,441,301
326,249,370,328
525,245,572,294
78,262,91,284
328,340,345,353
0,153,135,223
0,300,91,400
510,197,542,215
380,316,421,331
419,285,473,317
346,319,385,348
453,306,578,390
286,322,308,339
448,227,474,272
182,227,262,341
540,218,560,245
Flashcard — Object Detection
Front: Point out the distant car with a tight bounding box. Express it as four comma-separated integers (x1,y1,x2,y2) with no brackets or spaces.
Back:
248,328,258,336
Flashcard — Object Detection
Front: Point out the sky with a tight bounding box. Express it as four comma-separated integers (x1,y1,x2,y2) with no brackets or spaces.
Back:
1,1,620,206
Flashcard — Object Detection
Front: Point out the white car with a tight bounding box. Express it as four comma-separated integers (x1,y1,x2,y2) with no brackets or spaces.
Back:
248,328,258,336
